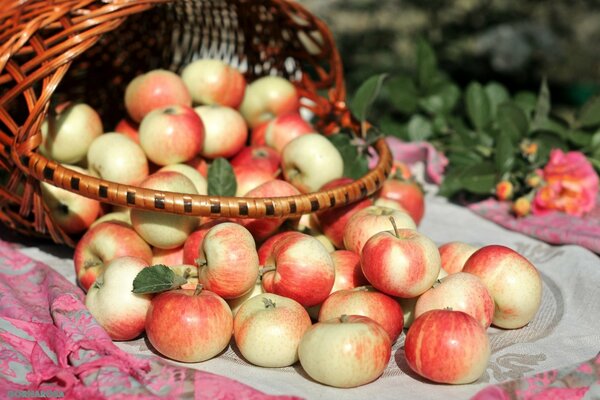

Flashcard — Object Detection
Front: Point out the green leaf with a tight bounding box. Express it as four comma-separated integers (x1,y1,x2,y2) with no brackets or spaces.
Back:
465,82,491,131
484,82,510,118
350,73,388,122
497,102,529,142
207,158,237,196
132,264,188,294
495,134,515,174
568,129,593,147
419,83,461,115
327,134,369,180
531,132,568,165
416,38,437,89
407,114,433,141
513,91,538,117
534,118,568,139
531,78,551,130
379,117,409,141
438,162,496,197
578,95,600,128
387,74,418,114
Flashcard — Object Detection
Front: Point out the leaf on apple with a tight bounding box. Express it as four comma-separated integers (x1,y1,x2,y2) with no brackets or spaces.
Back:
132,264,188,294
207,157,237,196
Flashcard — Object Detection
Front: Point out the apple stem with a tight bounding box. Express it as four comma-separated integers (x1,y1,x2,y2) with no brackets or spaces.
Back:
340,314,349,323
262,297,276,309
259,265,276,278
196,258,207,268
194,284,204,296
83,260,102,270
389,216,400,238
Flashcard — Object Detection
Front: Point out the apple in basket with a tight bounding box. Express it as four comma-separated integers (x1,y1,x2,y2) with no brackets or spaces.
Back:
462,245,543,329
40,102,103,164
194,105,248,159
281,133,344,193
298,314,391,388
404,309,491,384
138,104,205,166
234,293,312,368
40,165,102,236
261,231,335,307
86,132,149,186
233,165,278,197
158,163,208,195
360,224,441,298
145,285,233,363
239,75,300,128
73,220,153,292
254,112,315,154
230,145,281,175
343,205,416,254
130,171,199,249
318,286,404,343
85,256,153,341
180,58,247,108
124,69,192,123
196,222,260,299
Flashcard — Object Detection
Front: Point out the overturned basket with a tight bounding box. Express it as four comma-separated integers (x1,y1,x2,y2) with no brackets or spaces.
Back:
0,0,393,247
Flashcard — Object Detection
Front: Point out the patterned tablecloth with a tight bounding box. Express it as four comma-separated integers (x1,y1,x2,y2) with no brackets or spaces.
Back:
1,194,599,399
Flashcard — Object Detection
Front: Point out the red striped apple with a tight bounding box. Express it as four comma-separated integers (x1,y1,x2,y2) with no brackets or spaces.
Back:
298,315,391,388
462,245,542,329
74,220,153,292
414,272,495,329
181,59,246,108
318,286,404,342
239,76,300,128
230,146,281,175
261,231,335,307
124,69,191,123
196,222,259,299
234,293,312,367
258,112,315,153
145,286,233,362
376,178,425,225
439,241,480,274
404,309,490,384
360,226,441,298
85,256,152,340
194,105,248,159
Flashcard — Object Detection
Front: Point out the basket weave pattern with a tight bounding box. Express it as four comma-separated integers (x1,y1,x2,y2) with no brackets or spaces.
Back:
0,0,393,246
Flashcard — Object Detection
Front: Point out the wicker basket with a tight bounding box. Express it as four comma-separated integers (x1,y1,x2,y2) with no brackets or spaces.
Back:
0,0,393,247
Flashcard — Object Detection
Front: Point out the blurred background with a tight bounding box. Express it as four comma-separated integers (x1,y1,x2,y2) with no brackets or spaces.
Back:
301,0,600,107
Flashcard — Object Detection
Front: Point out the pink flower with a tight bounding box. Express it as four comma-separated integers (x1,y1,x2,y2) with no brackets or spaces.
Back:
532,150,599,217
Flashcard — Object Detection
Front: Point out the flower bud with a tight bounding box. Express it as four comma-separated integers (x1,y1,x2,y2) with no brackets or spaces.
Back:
512,196,531,217
495,180,513,201
525,172,543,188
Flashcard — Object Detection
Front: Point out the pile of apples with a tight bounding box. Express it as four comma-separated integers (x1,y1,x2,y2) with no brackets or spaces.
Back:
38,58,543,389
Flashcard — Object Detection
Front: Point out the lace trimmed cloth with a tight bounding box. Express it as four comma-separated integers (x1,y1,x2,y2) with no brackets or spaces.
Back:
0,239,300,399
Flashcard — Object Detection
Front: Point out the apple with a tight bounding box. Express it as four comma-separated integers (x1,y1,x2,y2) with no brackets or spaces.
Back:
182,219,229,265
298,314,391,388
138,104,205,166
196,222,259,299
281,133,344,193
185,156,209,177
233,293,312,367
256,230,299,265
85,256,152,340
145,286,233,362
404,309,490,384
90,209,131,228
87,132,149,185
194,105,248,159
315,177,373,249
159,163,208,195
330,250,368,292
239,76,300,128
234,165,278,197
114,117,140,144
124,69,191,123
180,59,246,108
73,220,153,291
318,286,404,342
227,278,265,316
343,205,416,255
168,264,200,290
360,226,441,298
261,231,335,307
414,272,495,329
462,245,543,329
40,165,101,235
40,102,103,164
230,146,281,175
130,171,199,249
376,178,425,225
259,112,315,153
238,179,301,243
439,241,480,274
152,245,184,266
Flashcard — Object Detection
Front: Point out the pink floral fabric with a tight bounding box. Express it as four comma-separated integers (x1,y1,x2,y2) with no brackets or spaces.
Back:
0,239,301,400
471,352,599,400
